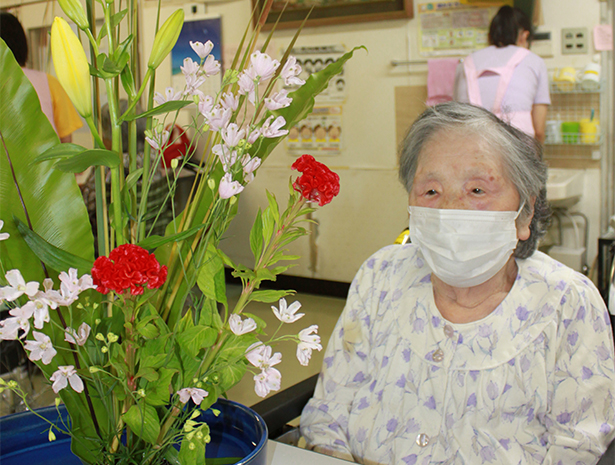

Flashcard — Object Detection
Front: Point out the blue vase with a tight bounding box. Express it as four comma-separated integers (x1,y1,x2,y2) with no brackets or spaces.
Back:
0,398,268,465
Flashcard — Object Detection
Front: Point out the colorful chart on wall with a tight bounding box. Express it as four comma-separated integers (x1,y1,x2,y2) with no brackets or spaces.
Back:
285,106,343,156
171,15,222,97
418,2,503,56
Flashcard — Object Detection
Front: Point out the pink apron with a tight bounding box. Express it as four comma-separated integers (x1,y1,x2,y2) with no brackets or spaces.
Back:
463,48,534,137
22,68,58,135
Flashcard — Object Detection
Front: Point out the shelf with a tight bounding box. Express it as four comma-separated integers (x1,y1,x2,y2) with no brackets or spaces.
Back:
549,81,603,94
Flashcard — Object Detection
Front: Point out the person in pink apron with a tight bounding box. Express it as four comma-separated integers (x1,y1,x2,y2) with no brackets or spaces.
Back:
453,6,550,143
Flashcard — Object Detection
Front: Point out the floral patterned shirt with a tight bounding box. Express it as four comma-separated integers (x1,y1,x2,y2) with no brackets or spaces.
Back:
300,245,615,465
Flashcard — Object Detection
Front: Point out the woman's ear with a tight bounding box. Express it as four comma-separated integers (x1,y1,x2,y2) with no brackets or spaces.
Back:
517,197,536,241
517,29,531,49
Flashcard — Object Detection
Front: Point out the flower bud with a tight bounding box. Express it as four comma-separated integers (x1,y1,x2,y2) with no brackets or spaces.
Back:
148,9,184,70
89,366,100,373
207,179,215,190
107,332,118,343
101,346,108,353
95,333,105,341
50,17,92,118
57,0,89,30
49,429,57,442
7,380,18,389
55,398,61,407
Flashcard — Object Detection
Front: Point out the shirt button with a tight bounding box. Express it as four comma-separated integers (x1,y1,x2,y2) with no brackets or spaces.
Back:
416,433,430,447
443,324,455,339
432,349,444,362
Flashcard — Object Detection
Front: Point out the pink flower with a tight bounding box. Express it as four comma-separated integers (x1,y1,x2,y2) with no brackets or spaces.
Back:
1,305,35,339
190,40,214,59
261,115,288,138
296,325,322,366
219,173,244,199
154,87,182,105
65,323,91,346
206,107,232,132
24,331,57,365
213,144,237,172
220,92,239,111
253,367,281,397
177,387,209,405
202,55,221,77
247,128,261,145
271,298,304,323
249,51,279,82
280,56,305,87
198,95,215,116
50,365,84,393
221,123,245,148
237,71,256,103
241,155,261,183
229,314,257,335
246,343,282,370
21,300,49,329
181,57,200,76
145,127,170,151
264,89,292,111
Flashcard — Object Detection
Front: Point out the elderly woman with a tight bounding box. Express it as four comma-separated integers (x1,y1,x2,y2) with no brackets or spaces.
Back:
300,102,615,464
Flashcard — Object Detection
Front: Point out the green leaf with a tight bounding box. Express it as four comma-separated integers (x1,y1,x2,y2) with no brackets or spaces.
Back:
137,323,159,339
248,289,294,304
249,209,264,261
177,325,217,358
34,143,86,163
15,217,93,275
196,244,227,307
179,424,207,465
125,168,144,192
123,100,192,121
0,40,95,284
266,190,280,221
122,403,160,444
198,298,224,330
137,222,206,249
145,367,177,406
54,149,121,172
120,65,137,99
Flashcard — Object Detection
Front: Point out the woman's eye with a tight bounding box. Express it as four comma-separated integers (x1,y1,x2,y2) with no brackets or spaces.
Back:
425,189,437,196
471,188,484,194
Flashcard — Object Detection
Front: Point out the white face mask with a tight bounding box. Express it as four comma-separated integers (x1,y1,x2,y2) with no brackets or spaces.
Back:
408,205,523,288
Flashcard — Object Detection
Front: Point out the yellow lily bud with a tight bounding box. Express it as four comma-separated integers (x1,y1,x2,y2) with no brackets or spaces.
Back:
57,0,89,30
50,17,92,118
148,9,184,70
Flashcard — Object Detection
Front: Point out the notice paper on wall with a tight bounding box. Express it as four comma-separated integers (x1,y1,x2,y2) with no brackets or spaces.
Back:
288,45,348,103
418,2,502,57
285,106,343,156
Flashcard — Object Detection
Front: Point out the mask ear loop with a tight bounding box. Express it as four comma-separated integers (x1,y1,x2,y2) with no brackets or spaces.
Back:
515,201,526,219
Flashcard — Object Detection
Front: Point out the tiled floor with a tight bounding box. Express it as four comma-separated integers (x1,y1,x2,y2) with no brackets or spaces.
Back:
0,285,346,416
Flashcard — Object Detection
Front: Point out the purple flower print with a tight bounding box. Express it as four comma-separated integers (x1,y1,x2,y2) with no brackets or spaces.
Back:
557,411,572,424
357,351,367,361
402,455,418,465
333,439,345,447
581,366,593,380
469,370,479,381
581,398,593,412
541,304,555,317
576,306,586,321
379,291,387,302
503,383,512,394
431,316,441,327
396,374,407,388
356,427,367,442
402,348,411,362
382,356,389,368
560,295,567,306
445,413,454,429
555,280,566,290
392,289,402,301
318,404,329,413
487,381,499,400
526,407,535,424
413,317,425,333
424,396,436,410
405,418,420,433
353,372,366,383
597,343,612,361
420,273,431,283
329,422,340,432
386,418,398,433
499,438,511,450
380,260,389,271
479,324,493,337
563,319,572,329
600,423,612,434
357,397,369,410
508,358,516,366
479,446,496,462
516,306,530,321
367,258,375,269
520,355,531,373
324,356,334,368
369,380,377,392
467,393,477,408
457,333,464,344
567,331,579,347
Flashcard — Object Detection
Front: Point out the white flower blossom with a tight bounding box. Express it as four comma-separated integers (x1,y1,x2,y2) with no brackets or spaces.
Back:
249,51,279,82
202,55,221,77
145,127,170,151
264,89,292,111
220,92,239,111
206,107,232,132
50,365,84,393
280,56,305,87
21,299,50,329
0,220,9,241
198,95,215,116
177,387,209,405
241,155,261,183
229,314,257,336
253,367,281,397
1,269,39,302
261,115,289,138
190,40,214,59
218,173,244,199
1,305,35,340
24,331,57,365
154,87,182,105
247,128,261,145
184,74,207,96
271,298,304,323
221,123,245,148
246,343,282,370
65,323,91,346
296,325,322,366
181,57,200,76
213,144,237,172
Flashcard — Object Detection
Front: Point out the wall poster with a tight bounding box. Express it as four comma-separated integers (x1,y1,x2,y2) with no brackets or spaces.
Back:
286,106,343,156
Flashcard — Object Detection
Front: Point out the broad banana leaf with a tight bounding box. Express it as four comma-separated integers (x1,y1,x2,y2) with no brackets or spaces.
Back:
0,39,95,284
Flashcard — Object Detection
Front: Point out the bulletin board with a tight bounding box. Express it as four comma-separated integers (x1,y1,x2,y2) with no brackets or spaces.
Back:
418,2,503,56
285,106,343,156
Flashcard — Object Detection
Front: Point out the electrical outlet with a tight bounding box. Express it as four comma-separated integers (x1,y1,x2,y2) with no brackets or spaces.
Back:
561,27,588,54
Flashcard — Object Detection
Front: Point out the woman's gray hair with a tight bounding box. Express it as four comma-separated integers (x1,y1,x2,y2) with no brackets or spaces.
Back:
399,102,550,259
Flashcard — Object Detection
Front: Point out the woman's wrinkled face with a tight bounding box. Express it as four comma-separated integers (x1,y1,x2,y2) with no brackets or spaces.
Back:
408,129,531,240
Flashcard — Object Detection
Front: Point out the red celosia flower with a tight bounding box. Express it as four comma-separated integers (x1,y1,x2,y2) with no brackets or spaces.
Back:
291,154,340,206
91,244,168,296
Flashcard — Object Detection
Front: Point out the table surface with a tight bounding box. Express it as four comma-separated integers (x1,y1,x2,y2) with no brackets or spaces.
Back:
267,441,351,464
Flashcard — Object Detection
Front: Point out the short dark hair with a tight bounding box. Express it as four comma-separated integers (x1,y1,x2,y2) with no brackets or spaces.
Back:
0,12,28,66
488,6,532,48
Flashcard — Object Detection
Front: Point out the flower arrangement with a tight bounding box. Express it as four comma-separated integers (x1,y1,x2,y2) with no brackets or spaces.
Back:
0,0,357,462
